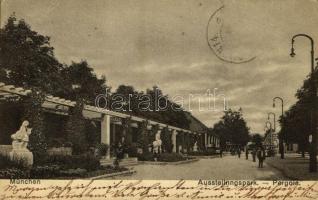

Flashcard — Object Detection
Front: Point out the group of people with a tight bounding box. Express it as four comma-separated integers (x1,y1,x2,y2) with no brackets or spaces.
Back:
245,146,266,168
234,146,266,168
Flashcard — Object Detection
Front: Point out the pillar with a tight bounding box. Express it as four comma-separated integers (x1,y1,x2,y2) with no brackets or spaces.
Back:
172,130,178,153
204,133,207,149
101,114,111,159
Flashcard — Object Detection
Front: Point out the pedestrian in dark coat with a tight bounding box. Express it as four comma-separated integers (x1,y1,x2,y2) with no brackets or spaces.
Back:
257,147,266,168
252,148,256,162
237,147,241,158
245,148,249,160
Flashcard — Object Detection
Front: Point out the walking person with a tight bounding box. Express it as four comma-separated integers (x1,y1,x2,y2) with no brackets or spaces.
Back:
245,147,249,160
252,147,256,162
257,146,266,168
237,147,241,158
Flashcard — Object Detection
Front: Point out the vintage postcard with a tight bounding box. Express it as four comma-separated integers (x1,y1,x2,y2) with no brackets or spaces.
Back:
0,0,318,199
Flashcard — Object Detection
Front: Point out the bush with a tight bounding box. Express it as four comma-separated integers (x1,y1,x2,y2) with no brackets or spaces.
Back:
157,153,186,162
96,143,109,157
64,142,73,148
187,151,218,156
59,168,87,177
137,152,154,161
33,152,50,166
127,143,139,157
30,165,61,179
0,168,29,179
0,154,27,169
0,154,29,179
49,138,64,148
33,153,100,171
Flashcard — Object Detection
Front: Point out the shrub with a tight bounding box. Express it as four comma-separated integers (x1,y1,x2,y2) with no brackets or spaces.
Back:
0,168,29,179
59,168,87,177
96,143,109,157
42,154,100,171
157,153,186,162
0,154,27,169
49,138,64,148
137,152,154,161
64,141,73,148
0,154,29,179
33,151,50,166
127,143,139,157
30,165,61,179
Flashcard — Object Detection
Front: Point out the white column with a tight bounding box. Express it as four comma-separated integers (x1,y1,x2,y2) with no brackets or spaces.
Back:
101,114,111,159
204,133,207,148
172,130,178,153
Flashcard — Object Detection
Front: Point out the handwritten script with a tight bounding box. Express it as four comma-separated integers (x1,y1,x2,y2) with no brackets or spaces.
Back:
0,180,318,200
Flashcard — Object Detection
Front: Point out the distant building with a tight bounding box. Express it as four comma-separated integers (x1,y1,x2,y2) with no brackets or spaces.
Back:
184,111,220,151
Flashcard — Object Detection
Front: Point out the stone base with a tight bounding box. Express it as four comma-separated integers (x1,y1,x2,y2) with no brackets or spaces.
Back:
9,150,33,166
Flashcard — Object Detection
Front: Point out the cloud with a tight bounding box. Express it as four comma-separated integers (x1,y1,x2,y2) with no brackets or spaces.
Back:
2,0,318,133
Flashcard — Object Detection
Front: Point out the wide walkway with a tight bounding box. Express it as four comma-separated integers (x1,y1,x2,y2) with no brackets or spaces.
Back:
107,155,288,180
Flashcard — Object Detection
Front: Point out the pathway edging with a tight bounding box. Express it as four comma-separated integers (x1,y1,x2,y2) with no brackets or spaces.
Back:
138,158,199,165
87,169,136,180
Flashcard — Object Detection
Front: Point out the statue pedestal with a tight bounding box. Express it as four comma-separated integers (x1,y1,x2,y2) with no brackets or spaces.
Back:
9,149,33,166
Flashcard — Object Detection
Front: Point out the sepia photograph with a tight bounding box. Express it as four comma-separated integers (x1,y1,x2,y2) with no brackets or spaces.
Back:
0,0,318,199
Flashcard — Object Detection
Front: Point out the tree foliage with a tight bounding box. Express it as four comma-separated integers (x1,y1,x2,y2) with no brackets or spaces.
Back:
250,133,263,147
279,71,316,151
0,15,65,94
0,16,109,105
23,90,47,153
211,109,250,146
112,85,191,129
65,100,87,154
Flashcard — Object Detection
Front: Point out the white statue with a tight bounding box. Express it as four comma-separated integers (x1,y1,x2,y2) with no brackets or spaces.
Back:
193,141,198,152
11,121,32,150
152,130,162,154
10,120,33,166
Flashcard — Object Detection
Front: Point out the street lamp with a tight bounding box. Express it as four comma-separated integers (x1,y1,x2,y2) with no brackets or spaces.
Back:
273,96,285,159
265,121,273,151
290,33,317,172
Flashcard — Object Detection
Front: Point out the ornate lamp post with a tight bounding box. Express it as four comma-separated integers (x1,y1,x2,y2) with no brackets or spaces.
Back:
273,96,285,159
290,34,317,172
265,121,273,151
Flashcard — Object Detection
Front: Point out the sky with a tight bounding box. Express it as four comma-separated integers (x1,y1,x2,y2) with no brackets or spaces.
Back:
1,0,318,134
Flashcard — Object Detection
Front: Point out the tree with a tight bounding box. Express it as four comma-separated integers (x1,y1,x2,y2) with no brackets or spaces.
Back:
111,85,191,129
65,100,87,154
61,61,109,104
279,70,316,157
23,90,47,154
0,15,66,95
251,133,263,147
212,109,250,146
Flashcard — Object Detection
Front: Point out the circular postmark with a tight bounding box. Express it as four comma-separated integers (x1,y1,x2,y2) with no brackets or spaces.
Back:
207,5,256,64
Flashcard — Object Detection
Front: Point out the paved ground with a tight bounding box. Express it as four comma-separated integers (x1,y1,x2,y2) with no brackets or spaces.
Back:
265,153,318,180
107,155,288,180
